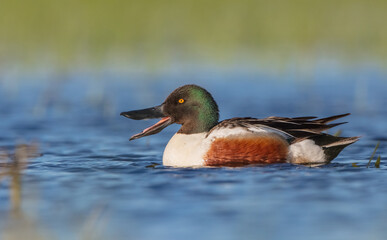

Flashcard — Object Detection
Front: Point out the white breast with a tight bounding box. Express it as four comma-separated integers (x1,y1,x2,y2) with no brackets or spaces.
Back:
163,133,209,167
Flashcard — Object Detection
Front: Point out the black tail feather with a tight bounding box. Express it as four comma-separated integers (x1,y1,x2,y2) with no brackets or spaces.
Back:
314,113,351,124
311,135,360,162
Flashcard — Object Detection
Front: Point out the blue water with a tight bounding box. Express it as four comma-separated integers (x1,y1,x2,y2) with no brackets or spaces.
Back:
1,68,387,240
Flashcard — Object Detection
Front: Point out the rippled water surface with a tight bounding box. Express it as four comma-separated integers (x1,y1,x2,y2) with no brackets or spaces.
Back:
1,70,387,240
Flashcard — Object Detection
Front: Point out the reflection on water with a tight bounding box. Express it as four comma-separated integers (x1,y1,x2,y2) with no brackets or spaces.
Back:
0,144,38,214
0,70,387,240
0,143,46,239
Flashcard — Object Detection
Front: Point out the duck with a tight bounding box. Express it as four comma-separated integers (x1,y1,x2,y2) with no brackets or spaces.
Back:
121,84,359,167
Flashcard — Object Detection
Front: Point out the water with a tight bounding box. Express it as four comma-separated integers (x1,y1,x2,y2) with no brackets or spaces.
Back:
1,68,387,240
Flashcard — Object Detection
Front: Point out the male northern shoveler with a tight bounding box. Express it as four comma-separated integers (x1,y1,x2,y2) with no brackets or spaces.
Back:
121,84,359,167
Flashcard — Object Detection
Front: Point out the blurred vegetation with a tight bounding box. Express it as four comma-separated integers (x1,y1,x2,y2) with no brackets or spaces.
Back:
1,0,387,67
0,143,39,213
0,144,107,240
0,143,45,239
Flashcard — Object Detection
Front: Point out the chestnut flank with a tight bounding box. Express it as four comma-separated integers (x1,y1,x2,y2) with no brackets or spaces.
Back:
204,135,289,166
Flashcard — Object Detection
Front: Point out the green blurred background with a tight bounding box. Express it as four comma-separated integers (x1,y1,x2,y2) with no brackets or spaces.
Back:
1,0,387,69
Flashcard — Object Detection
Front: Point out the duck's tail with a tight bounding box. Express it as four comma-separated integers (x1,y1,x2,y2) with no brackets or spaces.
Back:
318,135,360,162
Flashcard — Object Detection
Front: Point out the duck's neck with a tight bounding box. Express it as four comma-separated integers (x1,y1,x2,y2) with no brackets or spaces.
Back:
178,118,218,134
178,109,219,134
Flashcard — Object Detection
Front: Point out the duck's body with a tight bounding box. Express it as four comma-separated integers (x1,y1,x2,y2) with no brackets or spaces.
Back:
121,84,359,167
163,117,358,167
163,130,289,167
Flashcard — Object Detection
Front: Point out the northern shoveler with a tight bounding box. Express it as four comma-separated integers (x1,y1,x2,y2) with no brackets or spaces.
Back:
121,84,359,167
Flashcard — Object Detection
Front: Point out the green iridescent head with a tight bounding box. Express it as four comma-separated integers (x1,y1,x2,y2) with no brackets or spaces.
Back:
163,84,219,134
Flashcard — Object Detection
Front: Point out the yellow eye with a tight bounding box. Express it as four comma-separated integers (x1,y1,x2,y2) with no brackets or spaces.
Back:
178,98,185,104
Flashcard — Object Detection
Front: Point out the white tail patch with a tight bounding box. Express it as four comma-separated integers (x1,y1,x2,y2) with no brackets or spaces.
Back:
288,139,326,165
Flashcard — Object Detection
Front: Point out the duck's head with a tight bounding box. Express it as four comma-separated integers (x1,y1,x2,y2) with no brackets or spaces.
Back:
121,84,219,140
